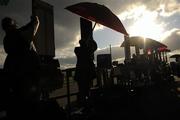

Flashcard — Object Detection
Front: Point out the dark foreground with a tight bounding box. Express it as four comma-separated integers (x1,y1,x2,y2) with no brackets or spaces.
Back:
0,77,179,120
69,80,180,120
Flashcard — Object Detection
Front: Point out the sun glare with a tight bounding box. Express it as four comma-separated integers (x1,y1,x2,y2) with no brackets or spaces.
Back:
129,8,164,41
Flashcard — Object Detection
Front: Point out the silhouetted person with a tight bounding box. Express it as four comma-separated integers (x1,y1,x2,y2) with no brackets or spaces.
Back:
74,39,97,107
1,15,40,119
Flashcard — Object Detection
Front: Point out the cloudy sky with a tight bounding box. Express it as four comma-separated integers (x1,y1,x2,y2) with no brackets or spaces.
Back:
0,0,180,69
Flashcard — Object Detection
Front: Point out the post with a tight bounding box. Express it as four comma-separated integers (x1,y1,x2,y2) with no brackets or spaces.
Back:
165,52,168,62
32,0,55,57
135,45,140,56
110,44,112,64
66,69,71,120
80,17,93,41
162,52,165,61
124,35,131,62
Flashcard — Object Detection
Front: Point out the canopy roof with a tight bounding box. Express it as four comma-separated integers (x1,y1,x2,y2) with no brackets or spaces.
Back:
121,36,167,50
170,54,180,58
158,47,171,52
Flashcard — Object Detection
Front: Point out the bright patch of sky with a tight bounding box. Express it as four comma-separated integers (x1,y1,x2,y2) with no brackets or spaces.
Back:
93,4,169,49
93,26,124,49
119,5,165,41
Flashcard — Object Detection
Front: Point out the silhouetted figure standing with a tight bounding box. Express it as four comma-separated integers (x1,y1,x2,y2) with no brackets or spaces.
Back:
74,18,97,107
74,39,97,106
1,15,40,119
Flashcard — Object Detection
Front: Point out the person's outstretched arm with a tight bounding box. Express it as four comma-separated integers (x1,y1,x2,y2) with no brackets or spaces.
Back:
19,15,40,44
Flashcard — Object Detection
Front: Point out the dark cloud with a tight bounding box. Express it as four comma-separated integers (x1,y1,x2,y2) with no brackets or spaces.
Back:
54,24,79,49
162,29,180,51
59,56,76,69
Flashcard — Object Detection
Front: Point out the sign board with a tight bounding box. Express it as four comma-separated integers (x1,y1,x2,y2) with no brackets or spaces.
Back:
32,0,55,57
124,35,131,62
97,54,112,69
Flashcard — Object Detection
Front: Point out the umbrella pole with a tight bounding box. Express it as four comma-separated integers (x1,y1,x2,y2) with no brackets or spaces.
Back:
92,22,97,31
86,22,96,42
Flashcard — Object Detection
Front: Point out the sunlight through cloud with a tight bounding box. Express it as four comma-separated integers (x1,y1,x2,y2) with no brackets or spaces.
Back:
128,6,164,41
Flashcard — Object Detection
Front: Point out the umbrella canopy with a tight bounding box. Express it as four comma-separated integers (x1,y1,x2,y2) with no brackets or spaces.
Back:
170,54,180,58
65,2,128,36
121,36,167,50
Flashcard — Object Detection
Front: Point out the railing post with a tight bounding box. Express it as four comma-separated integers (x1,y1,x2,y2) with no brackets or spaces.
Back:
66,69,71,120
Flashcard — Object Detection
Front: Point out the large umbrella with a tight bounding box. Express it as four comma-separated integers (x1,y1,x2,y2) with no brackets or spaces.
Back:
65,2,128,36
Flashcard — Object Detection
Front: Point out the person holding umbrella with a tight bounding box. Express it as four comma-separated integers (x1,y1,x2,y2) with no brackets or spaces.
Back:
74,18,97,107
